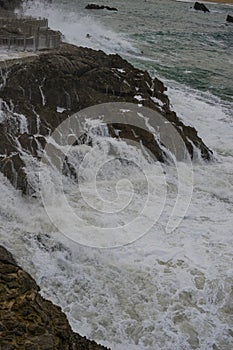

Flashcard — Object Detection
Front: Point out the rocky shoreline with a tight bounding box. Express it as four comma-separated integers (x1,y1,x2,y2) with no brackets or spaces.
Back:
0,245,110,349
0,1,214,348
0,42,212,194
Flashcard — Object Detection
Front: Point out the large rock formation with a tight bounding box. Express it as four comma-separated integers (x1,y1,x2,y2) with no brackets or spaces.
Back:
0,42,212,194
0,245,109,350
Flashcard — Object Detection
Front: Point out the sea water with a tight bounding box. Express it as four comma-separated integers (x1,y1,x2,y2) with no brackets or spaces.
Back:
1,0,233,349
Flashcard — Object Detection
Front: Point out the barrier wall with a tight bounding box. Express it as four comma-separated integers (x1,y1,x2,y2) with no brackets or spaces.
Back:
0,17,48,28
0,15,61,51
0,32,61,51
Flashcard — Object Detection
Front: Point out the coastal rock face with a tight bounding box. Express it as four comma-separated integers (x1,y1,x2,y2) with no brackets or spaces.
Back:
194,2,210,13
0,245,109,350
0,43,212,193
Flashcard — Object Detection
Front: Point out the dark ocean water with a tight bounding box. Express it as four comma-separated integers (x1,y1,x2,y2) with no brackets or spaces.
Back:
38,0,233,102
97,0,233,101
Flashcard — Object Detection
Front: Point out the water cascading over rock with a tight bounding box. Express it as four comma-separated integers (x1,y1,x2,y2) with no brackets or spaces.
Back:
0,43,213,194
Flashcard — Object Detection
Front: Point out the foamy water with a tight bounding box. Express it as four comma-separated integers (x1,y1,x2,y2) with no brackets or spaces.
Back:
1,87,232,349
1,0,233,349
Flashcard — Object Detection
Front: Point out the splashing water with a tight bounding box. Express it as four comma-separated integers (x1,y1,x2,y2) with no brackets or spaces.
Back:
23,0,139,55
1,0,233,349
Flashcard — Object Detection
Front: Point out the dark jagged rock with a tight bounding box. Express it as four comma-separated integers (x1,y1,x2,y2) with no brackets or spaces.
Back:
105,6,117,11
0,246,16,264
86,4,118,11
0,245,110,350
194,2,210,13
226,14,233,23
0,42,212,194
86,4,105,10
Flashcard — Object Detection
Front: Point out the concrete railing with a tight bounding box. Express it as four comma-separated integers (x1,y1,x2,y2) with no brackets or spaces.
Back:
0,16,48,29
1,23,45,36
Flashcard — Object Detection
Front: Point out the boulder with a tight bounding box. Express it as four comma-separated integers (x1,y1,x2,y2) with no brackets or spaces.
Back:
226,14,233,23
85,4,118,11
0,42,212,194
0,245,109,350
194,2,210,12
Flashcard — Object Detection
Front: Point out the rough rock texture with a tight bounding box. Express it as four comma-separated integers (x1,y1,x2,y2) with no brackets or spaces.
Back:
0,245,109,350
194,2,210,13
226,14,233,23
0,42,212,194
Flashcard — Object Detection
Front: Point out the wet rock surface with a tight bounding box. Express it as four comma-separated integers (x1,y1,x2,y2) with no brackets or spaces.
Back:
0,42,212,193
0,245,109,350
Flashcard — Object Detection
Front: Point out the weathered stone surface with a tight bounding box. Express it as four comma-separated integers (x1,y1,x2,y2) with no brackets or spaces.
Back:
0,245,109,350
194,2,210,13
0,42,212,193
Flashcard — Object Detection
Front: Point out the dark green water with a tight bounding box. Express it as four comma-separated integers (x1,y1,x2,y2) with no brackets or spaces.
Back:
66,0,233,101
27,0,233,101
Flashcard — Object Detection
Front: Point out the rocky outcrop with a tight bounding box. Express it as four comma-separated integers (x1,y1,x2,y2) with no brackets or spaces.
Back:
85,4,118,11
194,2,210,13
226,14,233,23
0,42,212,194
0,245,109,350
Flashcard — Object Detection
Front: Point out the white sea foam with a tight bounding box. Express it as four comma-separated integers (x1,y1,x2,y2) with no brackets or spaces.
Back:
165,81,233,155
